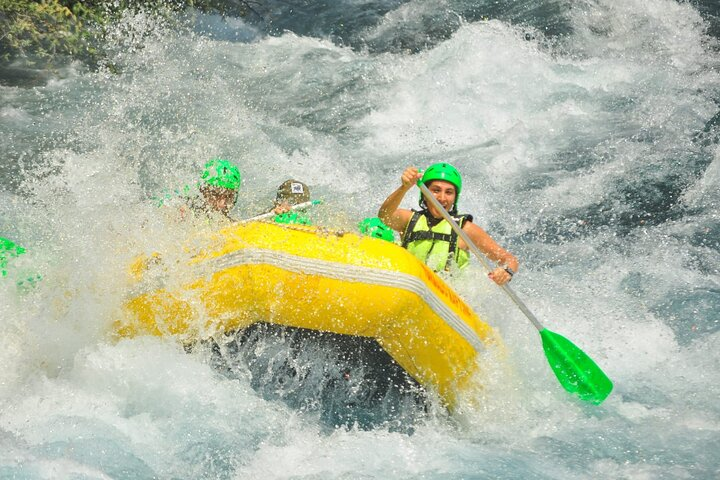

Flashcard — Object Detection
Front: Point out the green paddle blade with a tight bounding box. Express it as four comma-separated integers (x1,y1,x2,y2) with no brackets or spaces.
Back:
539,328,613,405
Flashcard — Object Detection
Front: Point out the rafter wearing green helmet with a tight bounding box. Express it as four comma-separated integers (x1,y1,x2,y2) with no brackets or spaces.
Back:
377,164,519,282
419,163,462,214
200,159,242,191
154,159,242,222
193,159,242,218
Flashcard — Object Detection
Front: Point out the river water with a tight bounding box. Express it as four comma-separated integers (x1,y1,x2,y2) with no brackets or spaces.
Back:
1,0,719,478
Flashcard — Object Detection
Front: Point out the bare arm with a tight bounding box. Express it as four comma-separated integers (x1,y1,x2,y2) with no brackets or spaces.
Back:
461,221,519,285
378,167,422,232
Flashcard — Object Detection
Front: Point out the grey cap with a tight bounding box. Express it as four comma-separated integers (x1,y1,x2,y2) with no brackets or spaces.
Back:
275,179,310,206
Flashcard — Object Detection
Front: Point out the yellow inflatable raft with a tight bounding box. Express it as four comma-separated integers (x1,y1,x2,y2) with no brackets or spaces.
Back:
118,221,501,407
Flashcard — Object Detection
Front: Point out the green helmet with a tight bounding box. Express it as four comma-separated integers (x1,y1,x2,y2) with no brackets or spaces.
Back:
419,163,462,212
200,159,241,191
358,218,395,242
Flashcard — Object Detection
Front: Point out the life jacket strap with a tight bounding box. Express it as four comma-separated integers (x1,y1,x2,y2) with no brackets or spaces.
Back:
401,211,423,248
406,230,454,243
401,210,469,270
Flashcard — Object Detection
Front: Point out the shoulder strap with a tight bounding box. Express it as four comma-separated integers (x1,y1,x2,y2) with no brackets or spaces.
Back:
401,210,423,248
446,214,470,269
406,231,454,243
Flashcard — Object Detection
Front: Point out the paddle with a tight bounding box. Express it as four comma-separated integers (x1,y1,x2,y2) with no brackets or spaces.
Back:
417,182,613,404
238,200,322,224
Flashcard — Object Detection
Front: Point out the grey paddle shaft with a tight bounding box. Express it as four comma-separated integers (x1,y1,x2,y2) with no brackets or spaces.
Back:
238,200,317,224
418,182,544,332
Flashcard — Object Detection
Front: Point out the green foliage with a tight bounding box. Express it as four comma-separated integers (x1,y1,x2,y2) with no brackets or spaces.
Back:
0,0,92,61
0,0,253,65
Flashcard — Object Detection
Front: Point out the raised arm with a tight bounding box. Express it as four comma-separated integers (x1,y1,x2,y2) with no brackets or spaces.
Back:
378,167,422,232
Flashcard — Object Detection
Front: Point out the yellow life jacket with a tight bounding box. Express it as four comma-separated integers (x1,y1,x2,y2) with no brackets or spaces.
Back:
401,210,471,271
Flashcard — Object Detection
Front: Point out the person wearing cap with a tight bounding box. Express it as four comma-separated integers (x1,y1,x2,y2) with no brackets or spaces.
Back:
378,163,518,285
269,179,312,225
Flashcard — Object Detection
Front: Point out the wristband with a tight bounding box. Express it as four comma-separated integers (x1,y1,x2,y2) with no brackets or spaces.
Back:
503,266,515,278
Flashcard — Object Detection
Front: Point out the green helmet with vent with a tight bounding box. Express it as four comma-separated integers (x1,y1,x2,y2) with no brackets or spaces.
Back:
358,217,395,242
419,163,462,212
200,159,241,191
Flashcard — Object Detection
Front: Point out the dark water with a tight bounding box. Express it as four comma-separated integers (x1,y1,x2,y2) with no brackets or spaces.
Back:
224,0,720,53
197,323,427,431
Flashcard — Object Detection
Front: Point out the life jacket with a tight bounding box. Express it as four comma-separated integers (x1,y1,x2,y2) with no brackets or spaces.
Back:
401,210,471,271
274,210,312,225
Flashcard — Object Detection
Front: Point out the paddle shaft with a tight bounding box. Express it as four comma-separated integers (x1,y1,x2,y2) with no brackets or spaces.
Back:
239,200,319,224
418,183,544,332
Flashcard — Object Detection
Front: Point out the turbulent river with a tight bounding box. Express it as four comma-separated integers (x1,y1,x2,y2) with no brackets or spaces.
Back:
1,0,719,478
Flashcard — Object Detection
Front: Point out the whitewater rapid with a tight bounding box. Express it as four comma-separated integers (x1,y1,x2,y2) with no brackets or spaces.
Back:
1,0,719,478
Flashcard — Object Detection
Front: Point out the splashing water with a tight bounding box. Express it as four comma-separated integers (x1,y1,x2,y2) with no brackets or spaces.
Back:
1,0,719,478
